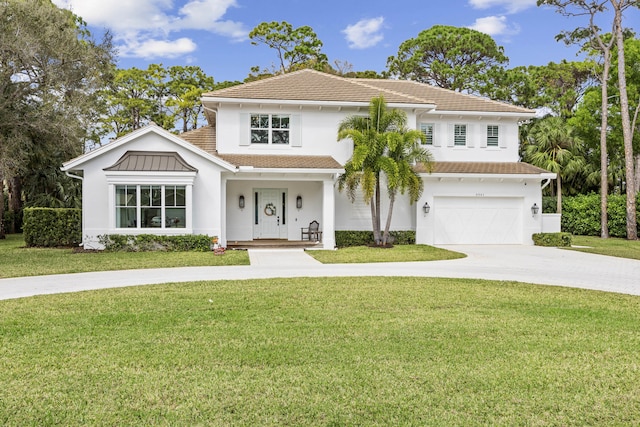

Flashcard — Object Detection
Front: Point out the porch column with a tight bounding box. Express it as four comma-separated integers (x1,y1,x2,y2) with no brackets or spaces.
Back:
220,175,227,246
321,178,336,249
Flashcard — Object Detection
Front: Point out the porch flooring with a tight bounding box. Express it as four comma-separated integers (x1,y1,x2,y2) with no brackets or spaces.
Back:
226,239,322,250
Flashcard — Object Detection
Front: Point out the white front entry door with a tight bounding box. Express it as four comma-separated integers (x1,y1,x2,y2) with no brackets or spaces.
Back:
433,197,523,244
254,189,287,239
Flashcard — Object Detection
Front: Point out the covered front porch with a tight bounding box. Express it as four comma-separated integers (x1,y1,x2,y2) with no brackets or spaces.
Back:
222,174,338,249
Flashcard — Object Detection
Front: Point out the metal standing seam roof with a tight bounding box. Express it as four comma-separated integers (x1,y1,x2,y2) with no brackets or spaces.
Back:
104,151,198,172
202,69,534,115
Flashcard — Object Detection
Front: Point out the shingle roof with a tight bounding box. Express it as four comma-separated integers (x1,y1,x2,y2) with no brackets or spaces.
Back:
104,151,197,172
180,126,216,155
217,154,343,169
203,69,533,114
416,162,551,175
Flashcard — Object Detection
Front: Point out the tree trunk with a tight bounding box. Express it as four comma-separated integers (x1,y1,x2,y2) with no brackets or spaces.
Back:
635,154,640,194
373,176,382,244
382,192,396,245
0,175,5,239
600,58,611,238
8,176,22,234
556,176,562,214
370,195,380,245
613,1,637,240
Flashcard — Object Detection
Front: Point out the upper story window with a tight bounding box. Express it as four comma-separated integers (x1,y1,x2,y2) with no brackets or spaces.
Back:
251,114,290,144
454,124,467,146
487,125,499,147
420,123,434,145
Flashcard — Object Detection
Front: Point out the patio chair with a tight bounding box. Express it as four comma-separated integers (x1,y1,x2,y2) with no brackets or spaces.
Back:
301,220,322,241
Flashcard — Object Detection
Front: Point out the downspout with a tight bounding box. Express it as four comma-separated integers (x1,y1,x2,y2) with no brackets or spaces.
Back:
65,171,85,247
541,178,552,191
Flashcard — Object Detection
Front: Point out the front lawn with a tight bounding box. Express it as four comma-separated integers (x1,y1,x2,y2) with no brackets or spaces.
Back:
0,234,250,278
1,277,640,425
307,244,465,263
568,235,640,260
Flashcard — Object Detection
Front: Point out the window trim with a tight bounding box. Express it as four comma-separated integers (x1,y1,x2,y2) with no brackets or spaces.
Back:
250,113,291,145
106,172,196,233
454,124,467,147
487,124,499,147
420,123,434,145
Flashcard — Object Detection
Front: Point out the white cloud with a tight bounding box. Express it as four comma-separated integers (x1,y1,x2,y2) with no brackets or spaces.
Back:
468,0,536,13
120,38,198,59
342,17,385,49
51,0,247,59
468,15,521,36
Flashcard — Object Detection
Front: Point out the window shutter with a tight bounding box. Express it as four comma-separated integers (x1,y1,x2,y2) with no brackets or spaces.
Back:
239,113,250,146
498,125,508,148
447,124,455,147
433,123,442,147
466,124,475,148
480,124,488,148
290,114,301,147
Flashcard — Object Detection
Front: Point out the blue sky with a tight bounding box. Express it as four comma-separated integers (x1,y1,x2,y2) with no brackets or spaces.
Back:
52,0,638,83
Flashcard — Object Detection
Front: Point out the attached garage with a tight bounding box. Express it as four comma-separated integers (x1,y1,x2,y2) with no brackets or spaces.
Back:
433,196,523,244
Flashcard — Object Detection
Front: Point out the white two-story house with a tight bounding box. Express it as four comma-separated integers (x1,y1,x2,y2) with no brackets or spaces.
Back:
62,69,556,249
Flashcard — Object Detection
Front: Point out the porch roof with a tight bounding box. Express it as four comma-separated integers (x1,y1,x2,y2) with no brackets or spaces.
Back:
416,162,552,175
217,154,343,170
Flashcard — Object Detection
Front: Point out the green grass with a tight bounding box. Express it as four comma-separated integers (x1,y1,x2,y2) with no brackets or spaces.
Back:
307,244,466,263
568,235,640,260
0,234,250,278
1,277,640,425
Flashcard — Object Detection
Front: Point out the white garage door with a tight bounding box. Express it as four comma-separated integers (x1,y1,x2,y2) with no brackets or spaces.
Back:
434,197,523,244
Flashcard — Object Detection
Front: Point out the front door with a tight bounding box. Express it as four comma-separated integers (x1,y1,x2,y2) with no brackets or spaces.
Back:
254,189,287,239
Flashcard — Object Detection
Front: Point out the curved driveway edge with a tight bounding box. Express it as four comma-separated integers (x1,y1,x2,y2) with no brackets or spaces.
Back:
0,245,638,301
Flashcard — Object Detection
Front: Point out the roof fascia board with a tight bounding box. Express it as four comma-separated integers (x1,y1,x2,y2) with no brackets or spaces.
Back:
62,125,237,173
426,110,536,119
422,172,557,180
237,167,344,174
201,97,435,110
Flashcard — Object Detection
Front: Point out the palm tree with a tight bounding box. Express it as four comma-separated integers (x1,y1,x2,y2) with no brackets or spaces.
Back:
526,116,584,214
337,95,433,245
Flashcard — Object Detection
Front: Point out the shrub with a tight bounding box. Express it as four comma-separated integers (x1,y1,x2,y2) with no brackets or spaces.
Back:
532,232,572,247
561,193,640,237
335,230,415,247
98,234,212,252
23,208,82,247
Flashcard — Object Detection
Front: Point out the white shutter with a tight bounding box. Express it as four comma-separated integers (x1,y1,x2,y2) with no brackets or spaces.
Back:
466,123,475,148
433,123,442,147
447,124,455,147
480,124,488,148
239,113,250,146
290,114,301,147
498,125,508,148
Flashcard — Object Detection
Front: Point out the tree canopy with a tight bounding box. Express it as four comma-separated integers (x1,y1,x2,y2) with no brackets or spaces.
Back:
386,25,508,94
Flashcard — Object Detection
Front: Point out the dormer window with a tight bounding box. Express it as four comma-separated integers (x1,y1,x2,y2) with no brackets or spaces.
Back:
251,114,290,144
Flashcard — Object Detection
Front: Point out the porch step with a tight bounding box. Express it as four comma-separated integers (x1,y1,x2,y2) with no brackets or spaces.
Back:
227,239,322,250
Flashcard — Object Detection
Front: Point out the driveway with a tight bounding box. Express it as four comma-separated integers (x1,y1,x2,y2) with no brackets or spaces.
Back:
0,246,638,301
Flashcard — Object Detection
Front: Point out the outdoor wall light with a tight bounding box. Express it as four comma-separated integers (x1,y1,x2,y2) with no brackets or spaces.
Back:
296,195,302,209
239,195,245,209
423,202,430,214
531,203,539,215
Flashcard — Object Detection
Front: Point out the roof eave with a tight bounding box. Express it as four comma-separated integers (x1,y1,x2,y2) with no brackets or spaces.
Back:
421,172,557,180
424,110,536,118
201,97,436,110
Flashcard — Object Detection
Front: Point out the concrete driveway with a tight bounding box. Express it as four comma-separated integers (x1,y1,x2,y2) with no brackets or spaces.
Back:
0,245,638,301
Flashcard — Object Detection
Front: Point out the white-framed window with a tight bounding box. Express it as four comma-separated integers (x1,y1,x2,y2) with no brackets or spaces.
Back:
454,124,467,146
116,184,186,229
420,123,434,145
250,114,290,144
487,125,499,147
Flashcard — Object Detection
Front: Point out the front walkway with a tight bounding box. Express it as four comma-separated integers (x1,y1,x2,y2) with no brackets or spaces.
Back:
0,246,639,301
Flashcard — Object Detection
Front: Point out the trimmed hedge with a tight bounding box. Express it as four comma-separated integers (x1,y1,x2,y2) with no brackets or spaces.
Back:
561,193,640,237
532,232,573,247
335,230,415,247
98,234,213,252
23,208,82,247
